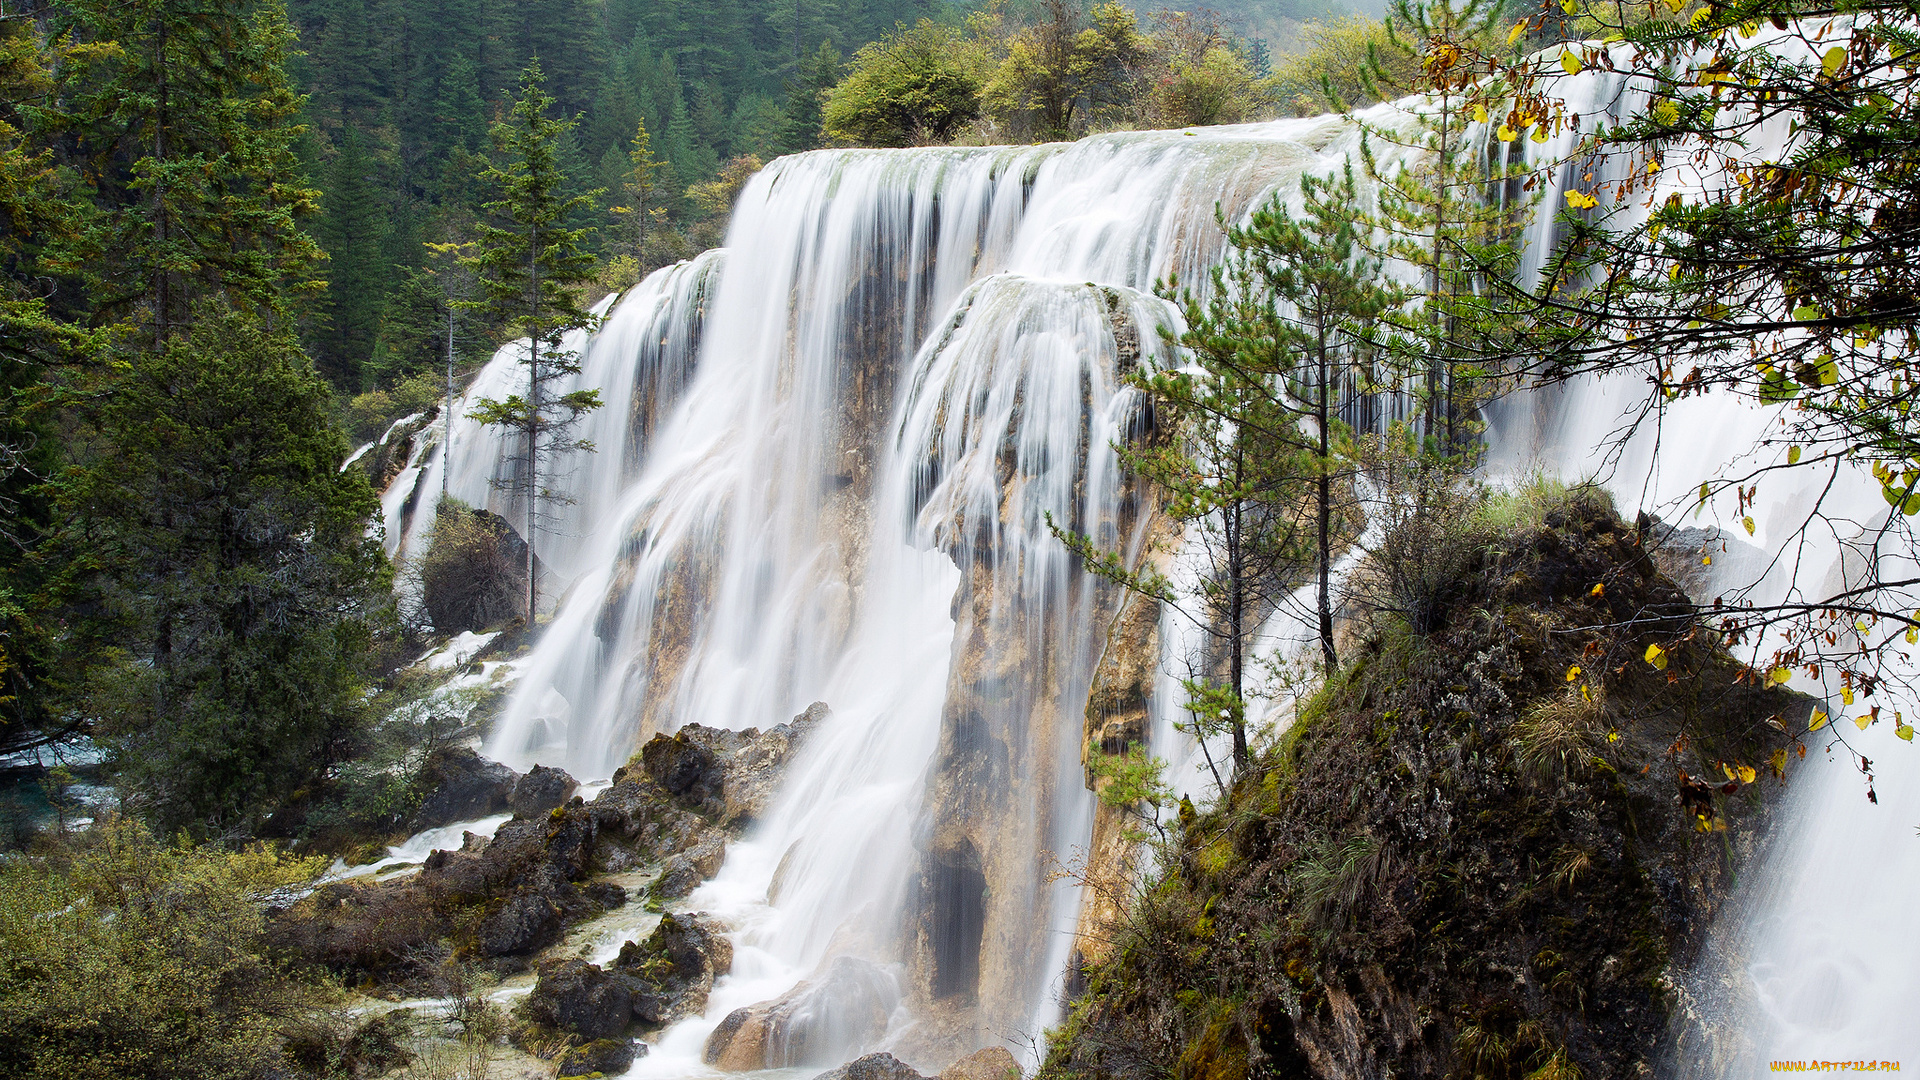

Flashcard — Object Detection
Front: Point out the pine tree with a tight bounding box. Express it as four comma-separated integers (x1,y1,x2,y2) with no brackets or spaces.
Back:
61,0,324,340
1357,0,1533,458
609,119,665,262
461,61,603,626
57,306,390,836
1188,165,1406,670
314,130,391,386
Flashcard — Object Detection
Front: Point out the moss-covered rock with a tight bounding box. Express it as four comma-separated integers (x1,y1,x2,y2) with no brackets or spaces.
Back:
1043,489,1806,1080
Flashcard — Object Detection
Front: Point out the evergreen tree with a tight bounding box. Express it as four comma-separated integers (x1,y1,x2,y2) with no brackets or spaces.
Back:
314,130,391,386
461,61,603,625
1357,0,1532,457
61,0,324,340
57,306,390,836
609,119,666,262
1175,166,1404,670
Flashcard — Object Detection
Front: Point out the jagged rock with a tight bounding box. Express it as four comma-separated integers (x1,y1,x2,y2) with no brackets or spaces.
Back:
811,1053,929,1080
615,911,733,1026
558,1038,642,1078
475,890,564,957
522,959,635,1040
409,746,518,830
510,764,579,817
704,956,899,1070
938,1047,1020,1080
640,729,727,807
651,834,726,899
722,702,828,823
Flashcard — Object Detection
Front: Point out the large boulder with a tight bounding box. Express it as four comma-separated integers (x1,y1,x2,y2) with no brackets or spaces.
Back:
812,1053,929,1080
722,702,828,824
510,764,579,817
704,956,899,1070
650,834,727,900
474,890,563,957
521,959,635,1040
409,746,518,830
616,911,734,1026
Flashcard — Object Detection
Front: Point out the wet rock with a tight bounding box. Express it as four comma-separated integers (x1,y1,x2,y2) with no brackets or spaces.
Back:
475,890,563,957
722,702,828,824
811,1053,930,1080
703,956,899,1070
522,959,634,1040
938,1047,1020,1080
615,911,733,1026
510,764,579,817
409,746,518,830
558,1038,641,1078
651,834,726,899
640,729,727,807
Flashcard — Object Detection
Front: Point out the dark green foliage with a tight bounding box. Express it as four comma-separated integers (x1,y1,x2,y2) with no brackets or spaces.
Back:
57,307,391,837
59,0,323,339
313,130,390,387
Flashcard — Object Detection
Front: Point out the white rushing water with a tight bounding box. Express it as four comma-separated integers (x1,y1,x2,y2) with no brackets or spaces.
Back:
374,43,1916,1075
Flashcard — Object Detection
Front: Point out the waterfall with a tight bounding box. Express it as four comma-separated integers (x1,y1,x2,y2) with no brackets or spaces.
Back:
373,44,1916,1071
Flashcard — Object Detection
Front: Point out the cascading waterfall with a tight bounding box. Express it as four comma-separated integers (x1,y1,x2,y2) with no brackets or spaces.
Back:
370,43,1915,1073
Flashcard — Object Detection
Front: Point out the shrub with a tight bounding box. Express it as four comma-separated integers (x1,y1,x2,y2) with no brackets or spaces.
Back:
416,499,526,635
0,820,329,1080
342,369,448,445
1267,17,1421,116
823,20,983,146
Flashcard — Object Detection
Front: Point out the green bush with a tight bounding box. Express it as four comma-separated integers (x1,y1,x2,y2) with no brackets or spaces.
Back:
341,369,448,445
823,20,983,146
0,820,330,1079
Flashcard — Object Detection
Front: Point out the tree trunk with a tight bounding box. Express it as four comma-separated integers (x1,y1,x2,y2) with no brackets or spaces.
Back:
1316,327,1337,671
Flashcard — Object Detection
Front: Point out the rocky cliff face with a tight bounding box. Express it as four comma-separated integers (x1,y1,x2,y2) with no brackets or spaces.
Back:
1040,490,1805,1080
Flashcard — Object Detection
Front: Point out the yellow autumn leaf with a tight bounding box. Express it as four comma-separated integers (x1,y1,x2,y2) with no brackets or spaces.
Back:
1907,627,1917,645
1473,102,1489,123
1561,49,1583,75
1898,723,1915,742
1810,709,1828,731
1737,764,1757,784
1646,160,1661,174
1590,583,1605,596
1566,190,1598,209
1770,747,1789,774
1497,123,1518,141
1663,0,1684,11
1566,664,1582,682
1507,20,1527,44
1645,642,1669,670
1842,686,1854,705
1690,6,1713,26
1769,666,1792,685
1531,125,1550,143
1743,515,1756,535
1788,445,1802,464
1721,762,1737,781
1605,728,1619,742
1822,46,1846,76
1855,714,1874,730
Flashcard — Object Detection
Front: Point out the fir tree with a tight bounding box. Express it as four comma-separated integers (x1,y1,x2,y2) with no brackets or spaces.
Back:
609,118,666,263
62,0,324,340
314,130,391,386
461,61,603,625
